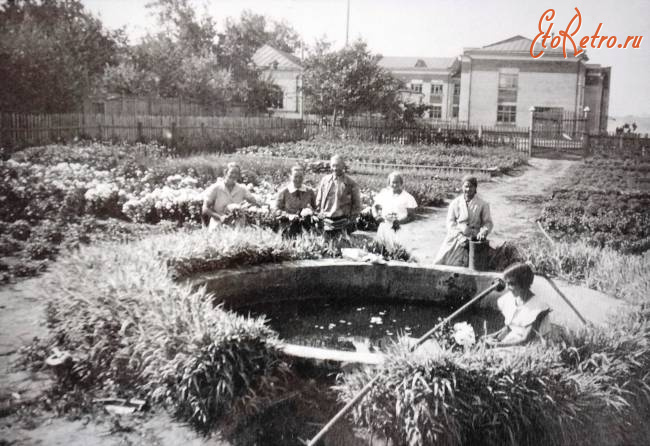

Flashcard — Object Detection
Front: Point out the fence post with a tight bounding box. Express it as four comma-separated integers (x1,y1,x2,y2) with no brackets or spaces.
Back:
528,107,535,157
582,107,590,157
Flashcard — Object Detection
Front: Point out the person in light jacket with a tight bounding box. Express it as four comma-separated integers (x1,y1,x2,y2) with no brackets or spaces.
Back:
433,175,493,266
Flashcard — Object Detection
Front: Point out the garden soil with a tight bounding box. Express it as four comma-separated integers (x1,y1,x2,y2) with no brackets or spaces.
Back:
1,157,622,445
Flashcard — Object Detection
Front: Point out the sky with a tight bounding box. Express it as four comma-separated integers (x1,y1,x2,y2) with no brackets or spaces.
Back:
82,0,649,117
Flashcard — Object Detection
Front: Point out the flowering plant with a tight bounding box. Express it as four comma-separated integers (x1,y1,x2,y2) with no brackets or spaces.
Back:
452,322,476,348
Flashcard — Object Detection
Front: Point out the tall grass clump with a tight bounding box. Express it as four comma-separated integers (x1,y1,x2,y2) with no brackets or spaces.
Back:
29,226,333,430
27,224,412,429
517,234,650,303
338,309,650,446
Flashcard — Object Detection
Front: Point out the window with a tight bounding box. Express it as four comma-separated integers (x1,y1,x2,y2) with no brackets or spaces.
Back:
453,83,461,96
410,83,422,94
268,85,284,109
452,105,459,118
498,73,518,89
497,70,518,103
430,106,442,119
430,83,443,96
497,70,518,124
497,105,517,124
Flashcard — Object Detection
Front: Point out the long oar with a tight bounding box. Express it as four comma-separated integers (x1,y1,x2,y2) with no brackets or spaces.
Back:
539,273,588,326
535,222,589,326
306,278,506,446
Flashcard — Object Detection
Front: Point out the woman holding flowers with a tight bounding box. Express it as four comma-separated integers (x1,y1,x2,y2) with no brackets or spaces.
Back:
202,162,260,229
485,263,551,346
274,165,317,236
371,171,417,245
433,175,493,266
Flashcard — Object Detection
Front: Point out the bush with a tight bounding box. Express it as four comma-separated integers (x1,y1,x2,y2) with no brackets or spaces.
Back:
27,226,326,430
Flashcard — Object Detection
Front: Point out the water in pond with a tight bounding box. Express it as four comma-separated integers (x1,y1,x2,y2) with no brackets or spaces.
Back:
237,297,503,352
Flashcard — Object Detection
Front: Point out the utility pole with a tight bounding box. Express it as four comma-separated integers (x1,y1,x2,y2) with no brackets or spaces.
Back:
345,0,350,46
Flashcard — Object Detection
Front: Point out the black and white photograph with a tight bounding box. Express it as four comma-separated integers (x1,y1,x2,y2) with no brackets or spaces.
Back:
1,0,648,444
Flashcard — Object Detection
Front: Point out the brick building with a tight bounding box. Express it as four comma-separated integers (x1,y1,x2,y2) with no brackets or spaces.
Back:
456,35,609,133
252,35,610,133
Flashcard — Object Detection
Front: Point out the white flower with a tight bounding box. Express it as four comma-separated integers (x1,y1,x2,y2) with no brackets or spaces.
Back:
452,322,476,347
300,208,313,217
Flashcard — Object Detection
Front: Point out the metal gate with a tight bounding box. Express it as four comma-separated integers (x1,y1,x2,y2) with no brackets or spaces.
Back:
530,109,587,157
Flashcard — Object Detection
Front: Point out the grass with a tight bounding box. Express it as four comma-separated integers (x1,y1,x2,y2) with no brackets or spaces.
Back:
338,306,650,445
22,225,412,431
516,234,650,304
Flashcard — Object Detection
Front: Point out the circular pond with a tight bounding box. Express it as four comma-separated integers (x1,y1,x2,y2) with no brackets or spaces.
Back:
191,259,508,357
236,296,502,352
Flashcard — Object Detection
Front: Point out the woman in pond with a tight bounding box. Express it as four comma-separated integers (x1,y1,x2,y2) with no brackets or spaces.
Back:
433,175,493,266
485,263,551,346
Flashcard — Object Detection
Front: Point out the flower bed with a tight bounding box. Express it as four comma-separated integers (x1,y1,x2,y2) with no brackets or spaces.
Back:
237,137,527,173
538,158,650,253
1,140,499,281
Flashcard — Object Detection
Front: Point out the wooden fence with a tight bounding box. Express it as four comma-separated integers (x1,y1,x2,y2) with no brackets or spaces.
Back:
3,111,647,159
305,118,530,152
0,112,312,155
81,96,228,117
588,132,650,158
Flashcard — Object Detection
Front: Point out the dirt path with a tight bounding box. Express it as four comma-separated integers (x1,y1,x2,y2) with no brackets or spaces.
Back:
397,158,578,263
0,158,580,445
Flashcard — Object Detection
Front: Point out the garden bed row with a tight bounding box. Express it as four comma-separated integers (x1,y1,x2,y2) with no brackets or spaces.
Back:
236,137,527,173
538,157,650,253
0,140,506,281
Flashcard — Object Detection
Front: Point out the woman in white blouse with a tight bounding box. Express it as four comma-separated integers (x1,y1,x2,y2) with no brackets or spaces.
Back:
371,171,417,245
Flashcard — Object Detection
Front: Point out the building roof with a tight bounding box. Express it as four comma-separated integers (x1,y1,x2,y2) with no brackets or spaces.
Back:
467,35,587,60
378,56,455,70
252,43,303,70
482,35,535,51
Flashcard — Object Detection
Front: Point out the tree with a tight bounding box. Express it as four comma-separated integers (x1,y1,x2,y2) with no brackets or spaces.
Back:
302,39,403,122
0,0,122,113
217,10,302,82
101,0,231,107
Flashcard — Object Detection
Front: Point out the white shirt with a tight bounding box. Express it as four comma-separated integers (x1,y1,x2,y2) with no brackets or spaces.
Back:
373,188,418,221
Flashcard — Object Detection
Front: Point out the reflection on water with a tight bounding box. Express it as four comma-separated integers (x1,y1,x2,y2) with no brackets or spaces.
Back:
237,298,503,352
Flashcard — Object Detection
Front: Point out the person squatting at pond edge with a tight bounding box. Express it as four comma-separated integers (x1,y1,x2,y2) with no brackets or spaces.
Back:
273,165,317,236
484,263,551,347
202,162,260,229
315,154,362,243
433,175,493,266
371,171,417,245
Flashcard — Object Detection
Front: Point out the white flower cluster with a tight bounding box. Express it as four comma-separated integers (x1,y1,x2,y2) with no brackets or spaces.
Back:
84,181,122,202
452,322,476,348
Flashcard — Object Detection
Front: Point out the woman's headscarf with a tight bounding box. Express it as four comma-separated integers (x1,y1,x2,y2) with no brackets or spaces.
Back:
461,175,478,187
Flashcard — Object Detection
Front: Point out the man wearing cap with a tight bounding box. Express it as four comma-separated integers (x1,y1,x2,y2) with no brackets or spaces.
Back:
433,175,493,266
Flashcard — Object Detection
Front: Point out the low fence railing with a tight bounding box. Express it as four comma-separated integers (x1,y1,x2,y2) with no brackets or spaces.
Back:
0,112,312,155
1,111,648,159
305,119,530,152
